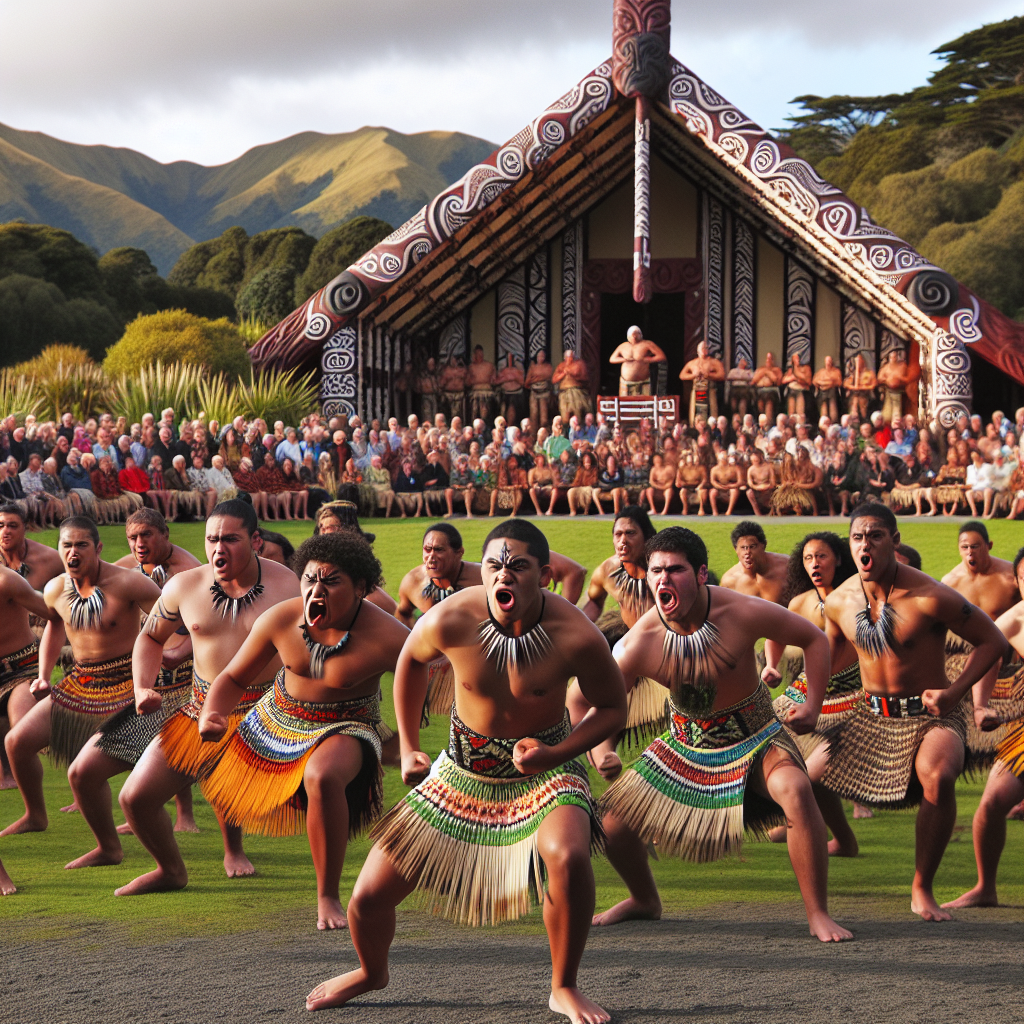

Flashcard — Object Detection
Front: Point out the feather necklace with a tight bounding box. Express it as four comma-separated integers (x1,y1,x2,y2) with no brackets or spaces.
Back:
658,586,724,715
479,592,554,674
611,559,651,618
138,562,169,586
65,575,105,631
855,564,900,659
210,559,264,621
422,562,463,605
302,599,363,679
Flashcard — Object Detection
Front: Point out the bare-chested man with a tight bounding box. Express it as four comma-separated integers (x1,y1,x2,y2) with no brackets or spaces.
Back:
439,354,467,425
198,532,409,930
876,350,909,425
782,353,813,418
525,349,554,429
553,348,591,424
396,523,482,719
467,345,497,423
679,341,726,423
943,544,1024,910
417,357,439,425
675,450,708,516
610,325,667,397
812,355,843,424
745,449,777,516
115,500,301,894
752,352,784,422
941,521,1020,763
2,518,160,852
594,526,852,942
496,353,527,424
844,353,877,420
304,520,626,1021
708,451,743,516
0,502,64,788
720,521,789,605
822,503,1005,920
645,452,676,515
726,357,754,416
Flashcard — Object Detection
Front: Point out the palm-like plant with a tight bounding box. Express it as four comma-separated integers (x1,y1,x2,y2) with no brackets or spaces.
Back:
236,316,271,349
235,368,318,427
108,362,204,425
0,370,44,422
188,373,238,426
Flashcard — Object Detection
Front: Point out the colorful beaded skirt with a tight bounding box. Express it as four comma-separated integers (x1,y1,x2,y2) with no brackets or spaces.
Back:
0,639,39,712
772,661,862,758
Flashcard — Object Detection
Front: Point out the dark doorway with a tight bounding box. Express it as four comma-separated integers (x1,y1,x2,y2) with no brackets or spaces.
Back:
968,349,1024,425
599,292,691,396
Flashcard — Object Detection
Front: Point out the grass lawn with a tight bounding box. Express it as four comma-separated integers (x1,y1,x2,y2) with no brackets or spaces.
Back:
1,515,1021,938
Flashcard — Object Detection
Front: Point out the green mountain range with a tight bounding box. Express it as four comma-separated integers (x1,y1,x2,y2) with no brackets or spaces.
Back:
0,124,495,275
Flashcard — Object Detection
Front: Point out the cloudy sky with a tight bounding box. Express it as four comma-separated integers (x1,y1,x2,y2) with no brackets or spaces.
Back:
2,0,1019,166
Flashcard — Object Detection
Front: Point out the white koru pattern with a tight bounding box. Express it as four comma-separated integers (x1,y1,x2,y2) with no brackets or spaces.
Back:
932,328,972,428
439,312,469,366
785,258,814,366
527,248,550,358
496,266,527,365
634,116,651,270
950,295,982,345
562,221,583,356
320,326,358,419
842,302,876,373
731,218,755,369
701,193,725,360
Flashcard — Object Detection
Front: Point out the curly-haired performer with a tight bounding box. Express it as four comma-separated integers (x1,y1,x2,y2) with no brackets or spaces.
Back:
305,520,626,1023
594,526,851,942
822,503,1006,921
198,532,409,930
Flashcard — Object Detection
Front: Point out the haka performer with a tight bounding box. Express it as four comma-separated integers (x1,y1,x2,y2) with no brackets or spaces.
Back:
595,526,851,942
305,520,625,1021
822,503,1005,921
763,532,863,856
198,532,409,930
2,518,159,854
396,523,482,720
116,500,300,894
944,545,1024,909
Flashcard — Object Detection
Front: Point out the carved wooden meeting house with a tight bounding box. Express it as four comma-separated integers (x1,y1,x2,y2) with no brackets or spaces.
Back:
250,0,1024,430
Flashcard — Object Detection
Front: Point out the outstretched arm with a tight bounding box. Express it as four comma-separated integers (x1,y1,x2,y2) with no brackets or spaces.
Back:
392,612,444,785
3,571,49,621
581,565,608,622
550,551,587,606
32,611,67,697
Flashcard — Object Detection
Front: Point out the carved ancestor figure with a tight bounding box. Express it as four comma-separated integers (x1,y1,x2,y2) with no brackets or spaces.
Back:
726,357,754,416
467,346,497,423
876,351,910,425
812,355,843,424
439,355,467,425
752,352,784,422
782,353,813,418
678,341,725,424
552,348,591,424
609,326,667,396
844,353,877,420
495,354,527,425
525,350,554,429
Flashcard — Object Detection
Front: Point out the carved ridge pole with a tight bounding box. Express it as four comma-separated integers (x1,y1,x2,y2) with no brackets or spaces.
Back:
612,0,672,305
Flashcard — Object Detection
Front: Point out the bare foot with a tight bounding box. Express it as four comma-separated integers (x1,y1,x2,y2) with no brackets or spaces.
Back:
0,774,17,791
0,813,47,836
1007,800,1024,821
306,968,387,1011
60,801,80,813
592,896,662,927
852,803,874,819
911,884,953,921
115,867,188,896
942,886,999,909
767,824,787,843
0,866,15,895
224,851,255,878
808,911,854,941
65,847,123,870
827,837,859,857
549,987,611,1024
173,812,200,833
116,822,133,835
317,896,348,931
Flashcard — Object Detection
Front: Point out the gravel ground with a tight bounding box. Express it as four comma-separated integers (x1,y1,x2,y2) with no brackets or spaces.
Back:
3,900,1021,1024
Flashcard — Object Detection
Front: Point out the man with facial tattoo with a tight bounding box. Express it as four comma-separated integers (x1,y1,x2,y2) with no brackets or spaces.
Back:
2,518,161,857
305,520,626,1023
822,503,1006,921
198,532,409,931
115,499,300,895
594,526,851,943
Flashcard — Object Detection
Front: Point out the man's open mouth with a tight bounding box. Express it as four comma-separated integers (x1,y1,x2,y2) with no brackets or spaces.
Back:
305,596,327,628
657,588,678,614
213,556,229,572
860,553,872,570
495,587,515,612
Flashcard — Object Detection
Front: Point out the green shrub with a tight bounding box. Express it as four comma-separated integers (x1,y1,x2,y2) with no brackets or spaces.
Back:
104,309,251,379
13,346,109,422
236,266,298,326
107,361,205,426
0,370,43,421
234,368,318,427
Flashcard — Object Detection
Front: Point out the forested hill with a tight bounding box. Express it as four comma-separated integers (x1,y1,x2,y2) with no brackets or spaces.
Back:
777,15,1023,321
0,125,495,275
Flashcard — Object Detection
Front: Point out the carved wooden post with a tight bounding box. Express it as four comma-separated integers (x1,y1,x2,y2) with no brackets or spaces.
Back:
612,0,672,305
